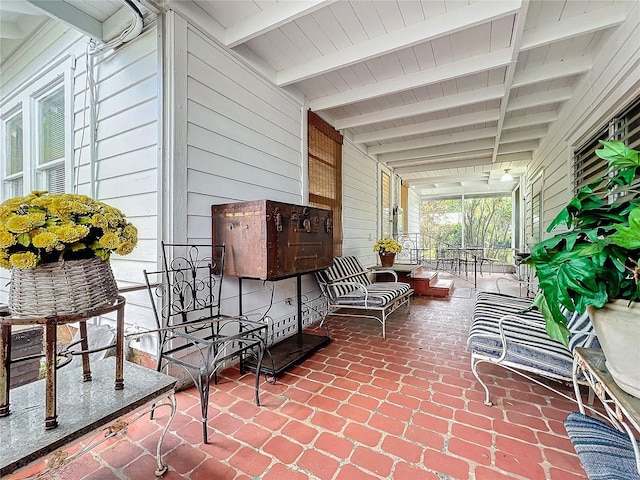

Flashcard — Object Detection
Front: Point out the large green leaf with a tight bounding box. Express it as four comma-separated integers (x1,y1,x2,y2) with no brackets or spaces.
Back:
596,140,640,169
609,208,640,250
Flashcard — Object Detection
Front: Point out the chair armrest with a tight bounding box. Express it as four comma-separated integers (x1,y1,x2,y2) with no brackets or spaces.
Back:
492,313,549,362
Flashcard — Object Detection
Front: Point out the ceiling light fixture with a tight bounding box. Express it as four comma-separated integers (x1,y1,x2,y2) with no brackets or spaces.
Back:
501,169,513,182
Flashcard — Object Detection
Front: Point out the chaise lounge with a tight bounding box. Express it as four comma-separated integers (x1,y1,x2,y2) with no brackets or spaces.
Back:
467,291,597,405
315,256,413,339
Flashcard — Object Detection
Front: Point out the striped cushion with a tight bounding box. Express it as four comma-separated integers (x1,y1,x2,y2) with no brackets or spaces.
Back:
332,282,411,307
316,256,372,302
565,412,640,480
567,310,598,351
468,292,575,379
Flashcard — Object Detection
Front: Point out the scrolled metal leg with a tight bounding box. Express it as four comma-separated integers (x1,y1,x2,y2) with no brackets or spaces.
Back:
154,392,177,476
471,357,493,406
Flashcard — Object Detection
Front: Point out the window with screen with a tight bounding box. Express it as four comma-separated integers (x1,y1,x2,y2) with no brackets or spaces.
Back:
4,111,24,198
308,110,343,256
574,96,640,200
1,61,70,201
38,87,66,193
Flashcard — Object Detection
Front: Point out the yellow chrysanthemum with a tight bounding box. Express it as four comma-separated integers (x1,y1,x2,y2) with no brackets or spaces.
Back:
0,229,16,249
0,251,10,269
104,213,122,228
90,214,108,229
32,231,59,250
6,215,34,234
100,232,121,249
115,241,135,256
49,224,89,243
0,191,136,269
122,224,138,243
9,251,38,269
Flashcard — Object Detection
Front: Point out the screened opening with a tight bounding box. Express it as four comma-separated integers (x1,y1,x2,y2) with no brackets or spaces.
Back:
308,110,343,257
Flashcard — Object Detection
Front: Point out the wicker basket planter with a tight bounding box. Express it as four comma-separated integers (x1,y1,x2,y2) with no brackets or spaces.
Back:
9,257,119,316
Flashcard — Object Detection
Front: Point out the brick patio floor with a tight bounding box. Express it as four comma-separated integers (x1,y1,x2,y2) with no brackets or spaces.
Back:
11,274,588,479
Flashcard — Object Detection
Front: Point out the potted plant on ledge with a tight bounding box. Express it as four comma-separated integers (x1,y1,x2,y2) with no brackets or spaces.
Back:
373,238,403,267
525,140,640,397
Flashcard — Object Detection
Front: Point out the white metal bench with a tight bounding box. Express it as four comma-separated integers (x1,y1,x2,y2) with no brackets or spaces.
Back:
315,256,413,339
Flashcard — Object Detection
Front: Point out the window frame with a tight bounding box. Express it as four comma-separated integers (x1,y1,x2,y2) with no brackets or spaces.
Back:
573,95,640,200
0,56,74,200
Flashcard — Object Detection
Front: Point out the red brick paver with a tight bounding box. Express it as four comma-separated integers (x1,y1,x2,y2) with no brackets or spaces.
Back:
10,274,588,480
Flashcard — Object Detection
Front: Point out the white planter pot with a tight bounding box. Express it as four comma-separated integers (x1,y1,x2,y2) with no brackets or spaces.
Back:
587,300,640,398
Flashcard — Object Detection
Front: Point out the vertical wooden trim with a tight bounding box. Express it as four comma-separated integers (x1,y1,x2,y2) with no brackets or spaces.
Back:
401,180,409,233
164,11,188,244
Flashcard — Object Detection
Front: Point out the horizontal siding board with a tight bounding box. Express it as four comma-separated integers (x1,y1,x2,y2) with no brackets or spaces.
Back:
188,62,301,149
342,142,378,256
189,148,300,195
187,125,300,179
95,99,158,140
187,27,300,121
95,122,158,161
188,101,300,166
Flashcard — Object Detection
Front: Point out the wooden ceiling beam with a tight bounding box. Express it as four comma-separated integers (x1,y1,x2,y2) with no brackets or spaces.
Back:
354,109,500,144
520,5,626,52
226,0,335,48
334,85,505,130
380,138,496,163
368,127,497,155
309,49,512,111
277,0,521,86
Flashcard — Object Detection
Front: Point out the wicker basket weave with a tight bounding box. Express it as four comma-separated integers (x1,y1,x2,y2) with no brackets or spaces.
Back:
9,257,119,316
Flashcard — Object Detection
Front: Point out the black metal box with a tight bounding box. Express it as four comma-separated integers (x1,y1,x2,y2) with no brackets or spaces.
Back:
211,200,333,280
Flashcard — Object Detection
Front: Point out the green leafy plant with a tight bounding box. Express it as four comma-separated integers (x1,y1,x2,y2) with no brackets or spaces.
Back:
0,191,138,269
525,140,640,345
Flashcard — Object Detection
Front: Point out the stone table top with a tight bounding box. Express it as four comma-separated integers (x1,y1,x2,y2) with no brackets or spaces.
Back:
0,357,176,476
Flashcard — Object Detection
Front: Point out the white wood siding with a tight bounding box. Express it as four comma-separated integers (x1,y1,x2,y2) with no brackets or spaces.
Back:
179,18,309,327
0,23,160,338
342,140,378,266
527,2,640,237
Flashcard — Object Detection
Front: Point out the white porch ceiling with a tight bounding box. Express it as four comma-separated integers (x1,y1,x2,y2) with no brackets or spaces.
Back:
1,0,634,198
165,0,631,198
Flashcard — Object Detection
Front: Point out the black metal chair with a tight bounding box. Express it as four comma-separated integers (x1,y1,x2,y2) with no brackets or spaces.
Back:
144,242,271,443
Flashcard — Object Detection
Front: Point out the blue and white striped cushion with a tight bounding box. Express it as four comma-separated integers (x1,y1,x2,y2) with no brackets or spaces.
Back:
566,310,598,351
468,292,575,379
316,256,372,302
565,412,640,480
332,282,411,307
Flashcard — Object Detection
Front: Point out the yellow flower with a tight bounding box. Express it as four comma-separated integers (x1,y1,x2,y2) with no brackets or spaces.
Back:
0,229,16,248
100,232,121,249
32,231,59,250
9,251,38,269
49,224,89,243
90,214,108,229
373,238,402,254
0,191,137,270
122,224,138,242
116,241,135,256
0,251,10,269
